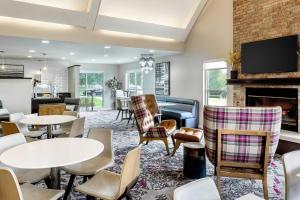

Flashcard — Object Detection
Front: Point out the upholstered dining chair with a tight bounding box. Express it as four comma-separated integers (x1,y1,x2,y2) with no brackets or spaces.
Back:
62,128,114,200
10,112,45,138
282,150,300,200
0,167,64,200
75,145,141,200
173,177,221,200
0,133,51,184
203,106,282,199
131,95,176,155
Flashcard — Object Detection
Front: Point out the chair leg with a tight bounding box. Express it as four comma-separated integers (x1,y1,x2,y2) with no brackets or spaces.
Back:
44,177,51,188
163,138,170,155
127,113,132,125
63,174,76,200
126,192,133,200
86,195,95,200
172,140,181,156
171,134,175,146
263,175,269,200
116,110,121,120
216,171,221,192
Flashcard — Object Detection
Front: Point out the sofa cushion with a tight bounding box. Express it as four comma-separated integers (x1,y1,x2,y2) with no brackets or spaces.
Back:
161,108,193,119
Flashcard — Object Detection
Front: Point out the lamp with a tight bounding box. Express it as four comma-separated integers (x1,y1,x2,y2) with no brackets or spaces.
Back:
0,51,5,70
139,54,155,74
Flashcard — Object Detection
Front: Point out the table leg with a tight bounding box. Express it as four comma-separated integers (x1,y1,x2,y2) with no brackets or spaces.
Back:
47,125,53,139
50,167,61,189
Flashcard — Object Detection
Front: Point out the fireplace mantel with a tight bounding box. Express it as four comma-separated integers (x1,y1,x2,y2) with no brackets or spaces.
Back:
227,78,300,85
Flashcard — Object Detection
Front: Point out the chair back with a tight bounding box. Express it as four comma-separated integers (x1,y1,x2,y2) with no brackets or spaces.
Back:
69,117,85,138
88,128,113,159
283,150,300,200
1,122,20,136
9,113,29,133
116,99,127,110
116,90,125,98
131,95,155,134
203,106,282,165
144,94,159,117
39,104,66,116
0,133,26,155
0,168,23,200
119,145,141,196
63,111,78,117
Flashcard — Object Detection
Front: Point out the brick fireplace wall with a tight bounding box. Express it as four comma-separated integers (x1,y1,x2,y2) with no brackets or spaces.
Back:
233,0,300,132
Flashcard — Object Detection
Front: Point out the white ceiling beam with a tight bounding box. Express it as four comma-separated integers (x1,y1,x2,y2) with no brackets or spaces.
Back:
0,0,88,27
86,0,102,31
183,0,208,40
95,15,186,41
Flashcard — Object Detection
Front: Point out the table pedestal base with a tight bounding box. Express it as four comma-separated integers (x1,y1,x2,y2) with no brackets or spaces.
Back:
50,167,61,189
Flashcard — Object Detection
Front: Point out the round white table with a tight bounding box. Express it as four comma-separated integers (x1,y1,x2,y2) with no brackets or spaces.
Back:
0,138,104,189
20,115,77,139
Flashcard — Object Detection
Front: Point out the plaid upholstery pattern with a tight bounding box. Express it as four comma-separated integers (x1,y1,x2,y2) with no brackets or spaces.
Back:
203,106,282,165
131,95,168,138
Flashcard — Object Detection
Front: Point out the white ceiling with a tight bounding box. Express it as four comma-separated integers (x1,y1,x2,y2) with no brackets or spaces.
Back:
0,35,179,64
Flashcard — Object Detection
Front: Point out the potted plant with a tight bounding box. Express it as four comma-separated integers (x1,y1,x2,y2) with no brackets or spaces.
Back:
227,50,241,79
105,77,122,109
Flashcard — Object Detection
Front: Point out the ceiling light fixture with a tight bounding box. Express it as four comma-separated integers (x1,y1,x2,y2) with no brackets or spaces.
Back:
133,56,138,59
139,54,155,74
0,51,5,70
41,40,50,44
42,53,48,70
27,55,32,58
61,57,66,60
91,59,96,62
104,54,108,57
104,46,111,49
29,49,36,53
149,49,155,53
69,52,75,56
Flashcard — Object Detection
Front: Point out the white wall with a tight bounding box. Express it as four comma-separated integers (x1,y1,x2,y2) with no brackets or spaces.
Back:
0,79,32,114
80,63,120,109
5,59,70,92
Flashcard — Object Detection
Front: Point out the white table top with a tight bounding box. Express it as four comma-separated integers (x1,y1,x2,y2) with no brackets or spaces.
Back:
0,138,103,169
20,115,76,126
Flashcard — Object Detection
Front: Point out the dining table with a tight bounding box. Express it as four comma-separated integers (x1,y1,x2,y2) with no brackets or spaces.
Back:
20,115,77,139
0,138,104,189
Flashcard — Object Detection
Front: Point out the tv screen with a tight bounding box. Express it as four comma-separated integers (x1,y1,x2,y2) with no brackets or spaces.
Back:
241,35,298,74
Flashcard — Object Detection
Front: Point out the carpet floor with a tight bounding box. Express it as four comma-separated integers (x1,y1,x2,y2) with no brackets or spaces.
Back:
41,110,285,200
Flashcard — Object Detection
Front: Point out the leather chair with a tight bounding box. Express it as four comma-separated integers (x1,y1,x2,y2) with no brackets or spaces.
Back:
0,133,51,184
0,167,64,200
131,95,176,155
172,127,203,156
173,177,221,200
203,106,282,199
62,128,114,199
283,150,300,200
75,145,141,200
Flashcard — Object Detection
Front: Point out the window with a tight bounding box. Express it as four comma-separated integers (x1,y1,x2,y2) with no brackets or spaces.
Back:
204,61,227,106
126,71,143,94
80,72,104,110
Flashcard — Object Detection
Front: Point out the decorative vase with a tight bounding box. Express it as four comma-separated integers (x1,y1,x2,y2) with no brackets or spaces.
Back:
230,70,238,79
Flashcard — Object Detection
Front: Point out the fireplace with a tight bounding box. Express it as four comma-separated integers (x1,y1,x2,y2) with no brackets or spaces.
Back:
246,88,298,132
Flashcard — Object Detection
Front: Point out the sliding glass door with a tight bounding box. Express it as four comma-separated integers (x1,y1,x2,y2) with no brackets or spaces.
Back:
80,72,104,110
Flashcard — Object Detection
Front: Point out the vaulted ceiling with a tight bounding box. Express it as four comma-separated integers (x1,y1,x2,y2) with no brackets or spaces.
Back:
0,0,207,51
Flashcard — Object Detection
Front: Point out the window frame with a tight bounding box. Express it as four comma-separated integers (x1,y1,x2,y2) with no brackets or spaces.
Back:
126,70,143,94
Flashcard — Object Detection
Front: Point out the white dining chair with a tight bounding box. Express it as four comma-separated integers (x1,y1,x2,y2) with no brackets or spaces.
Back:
0,167,64,200
52,111,79,136
62,128,114,200
0,133,51,184
283,150,300,200
173,177,221,200
9,112,45,138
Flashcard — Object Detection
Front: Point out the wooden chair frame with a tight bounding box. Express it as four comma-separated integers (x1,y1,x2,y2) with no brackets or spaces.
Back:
216,129,270,199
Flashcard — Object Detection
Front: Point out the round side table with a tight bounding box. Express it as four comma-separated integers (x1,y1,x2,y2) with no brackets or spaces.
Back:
183,142,206,179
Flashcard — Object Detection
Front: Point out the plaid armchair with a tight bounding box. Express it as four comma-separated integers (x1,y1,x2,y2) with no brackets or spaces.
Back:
131,95,176,154
203,106,282,199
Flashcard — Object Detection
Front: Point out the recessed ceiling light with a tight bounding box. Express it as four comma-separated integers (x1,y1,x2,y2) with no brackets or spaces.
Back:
27,55,32,58
133,56,138,59
149,49,155,53
69,52,75,56
43,66,47,70
104,46,111,49
61,57,66,60
29,50,36,53
91,59,96,62
104,54,108,57
41,40,50,44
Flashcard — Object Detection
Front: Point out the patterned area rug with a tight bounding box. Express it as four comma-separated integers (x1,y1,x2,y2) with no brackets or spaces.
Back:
45,110,285,199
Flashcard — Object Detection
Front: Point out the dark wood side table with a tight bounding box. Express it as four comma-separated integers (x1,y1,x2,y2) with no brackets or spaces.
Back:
183,142,206,179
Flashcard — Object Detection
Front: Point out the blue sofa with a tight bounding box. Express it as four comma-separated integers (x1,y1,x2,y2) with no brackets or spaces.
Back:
156,96,199,128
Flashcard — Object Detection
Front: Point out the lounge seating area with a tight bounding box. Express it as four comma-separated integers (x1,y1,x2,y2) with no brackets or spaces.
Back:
1,0,300,199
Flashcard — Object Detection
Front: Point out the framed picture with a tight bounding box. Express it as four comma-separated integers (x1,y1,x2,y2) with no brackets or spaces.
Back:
0,64,24,78
155,62,170,96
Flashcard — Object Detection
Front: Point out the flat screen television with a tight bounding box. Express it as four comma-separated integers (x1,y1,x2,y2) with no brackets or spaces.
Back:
241,35,298,74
